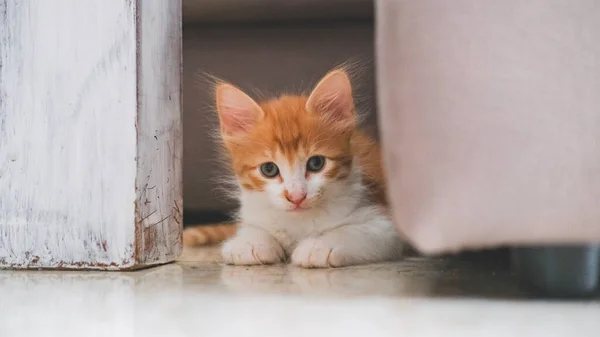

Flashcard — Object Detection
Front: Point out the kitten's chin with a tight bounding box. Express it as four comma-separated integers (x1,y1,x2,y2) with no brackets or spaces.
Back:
286,205,310,213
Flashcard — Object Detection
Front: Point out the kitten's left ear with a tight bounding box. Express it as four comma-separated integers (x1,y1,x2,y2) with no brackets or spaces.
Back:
306,69,355,129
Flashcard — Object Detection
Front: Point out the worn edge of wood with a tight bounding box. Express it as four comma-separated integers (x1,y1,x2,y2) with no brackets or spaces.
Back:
133,0,183,268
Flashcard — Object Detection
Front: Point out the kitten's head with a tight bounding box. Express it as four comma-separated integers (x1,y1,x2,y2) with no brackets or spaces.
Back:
215,69,358,212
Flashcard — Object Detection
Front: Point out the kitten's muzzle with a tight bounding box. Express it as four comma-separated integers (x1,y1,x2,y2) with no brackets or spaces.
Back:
284,190,307,206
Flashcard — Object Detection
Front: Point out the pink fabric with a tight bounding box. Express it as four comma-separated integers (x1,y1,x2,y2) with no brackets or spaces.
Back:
376,0,600,253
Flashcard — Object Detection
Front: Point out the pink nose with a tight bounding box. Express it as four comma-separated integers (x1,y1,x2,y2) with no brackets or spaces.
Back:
285,190,307,205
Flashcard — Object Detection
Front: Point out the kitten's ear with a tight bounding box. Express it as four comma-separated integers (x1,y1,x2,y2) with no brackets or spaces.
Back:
215,83,263,137
306,69,355,129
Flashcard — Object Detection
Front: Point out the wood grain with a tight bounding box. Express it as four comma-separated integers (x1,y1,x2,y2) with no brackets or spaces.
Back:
135,0,183,266
0,0,182,269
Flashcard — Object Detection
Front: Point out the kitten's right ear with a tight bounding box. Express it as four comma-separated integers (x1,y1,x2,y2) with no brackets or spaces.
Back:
215,83,263,137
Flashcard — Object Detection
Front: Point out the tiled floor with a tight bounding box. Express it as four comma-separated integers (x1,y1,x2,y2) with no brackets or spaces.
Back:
2,246,599,337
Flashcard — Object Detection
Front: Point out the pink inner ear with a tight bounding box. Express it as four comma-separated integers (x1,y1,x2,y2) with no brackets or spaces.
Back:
216,84,262,135
306,70,355,126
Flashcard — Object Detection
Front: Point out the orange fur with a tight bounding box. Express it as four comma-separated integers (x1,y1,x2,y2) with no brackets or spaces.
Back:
183,68,386,247
183,224,237,246
221,96,386,203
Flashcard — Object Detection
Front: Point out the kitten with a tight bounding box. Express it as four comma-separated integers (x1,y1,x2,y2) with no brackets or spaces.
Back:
209,68,403,268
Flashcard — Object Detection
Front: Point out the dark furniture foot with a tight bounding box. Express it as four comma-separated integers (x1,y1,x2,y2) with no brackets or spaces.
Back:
511,245,600,298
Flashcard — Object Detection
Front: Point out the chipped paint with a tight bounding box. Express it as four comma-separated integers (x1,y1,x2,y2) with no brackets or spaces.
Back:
134,0,183,265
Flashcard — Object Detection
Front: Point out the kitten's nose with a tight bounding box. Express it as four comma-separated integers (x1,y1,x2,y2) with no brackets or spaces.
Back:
285,190,307,206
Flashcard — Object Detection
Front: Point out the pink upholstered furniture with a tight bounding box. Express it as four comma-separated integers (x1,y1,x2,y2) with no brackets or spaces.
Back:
377,0,600,254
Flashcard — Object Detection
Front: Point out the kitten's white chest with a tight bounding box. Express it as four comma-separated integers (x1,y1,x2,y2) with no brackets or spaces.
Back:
240,203,334,250
270,228,298,252
259,214,319,252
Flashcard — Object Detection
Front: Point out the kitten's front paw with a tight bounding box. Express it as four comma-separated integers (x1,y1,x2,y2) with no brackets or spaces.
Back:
221,234,284,266
291,238,344,268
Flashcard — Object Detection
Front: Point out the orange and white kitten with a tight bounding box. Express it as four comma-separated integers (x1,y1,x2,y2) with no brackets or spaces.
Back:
215,68,403,268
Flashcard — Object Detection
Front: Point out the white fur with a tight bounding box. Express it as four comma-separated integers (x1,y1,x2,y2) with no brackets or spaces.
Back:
221,158,404,268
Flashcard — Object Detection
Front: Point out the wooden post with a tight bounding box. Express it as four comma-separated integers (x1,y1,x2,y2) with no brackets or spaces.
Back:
0,0,183,269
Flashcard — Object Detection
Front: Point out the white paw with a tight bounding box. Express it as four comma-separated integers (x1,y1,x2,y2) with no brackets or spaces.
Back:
221,235,284,266
291,237,345,268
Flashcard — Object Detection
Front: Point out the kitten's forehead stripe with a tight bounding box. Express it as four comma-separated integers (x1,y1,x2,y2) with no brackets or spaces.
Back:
274,136,303,164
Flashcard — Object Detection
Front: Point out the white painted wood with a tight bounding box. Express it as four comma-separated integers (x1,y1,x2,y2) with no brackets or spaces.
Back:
0,0,182,269
135,0,183,265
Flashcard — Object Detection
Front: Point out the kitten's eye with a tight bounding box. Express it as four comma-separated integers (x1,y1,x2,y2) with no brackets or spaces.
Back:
260,162,279,178
306,156,325,172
